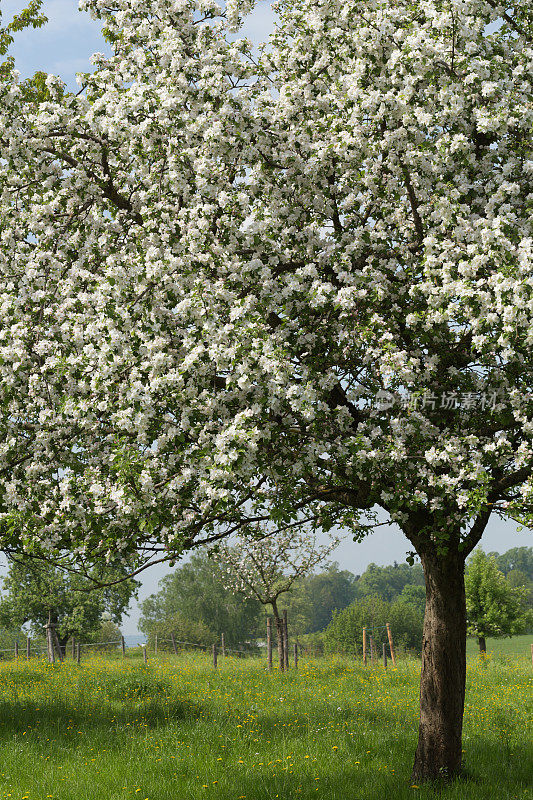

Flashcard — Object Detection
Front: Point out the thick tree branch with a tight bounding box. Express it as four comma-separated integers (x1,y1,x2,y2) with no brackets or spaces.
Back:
459,507,492,556
401,164,425,247
43,146,143,225
493,463,533,494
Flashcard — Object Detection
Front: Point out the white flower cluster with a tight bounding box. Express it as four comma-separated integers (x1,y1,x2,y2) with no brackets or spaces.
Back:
213,527,343,605
0,0,531,563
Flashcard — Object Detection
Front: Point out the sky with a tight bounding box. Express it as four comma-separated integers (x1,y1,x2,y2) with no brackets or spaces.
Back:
2,0,278,84
1,1,531,634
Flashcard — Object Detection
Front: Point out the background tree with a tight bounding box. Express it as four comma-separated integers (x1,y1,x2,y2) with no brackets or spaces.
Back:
1,0,532,782
491,546,533,579
139,551,262,649
465,549,531,654
397,584,427,616
94,615,124,652
492,546,533,617
354,562,425,602
284,561,425,635
0,557,138,656
0,623,26,653
215,530,341,667
142,614,214,651
283,563,358,635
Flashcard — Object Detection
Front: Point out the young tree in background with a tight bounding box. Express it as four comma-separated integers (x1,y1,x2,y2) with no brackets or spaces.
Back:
215,530,341,668
0,557,138,656
465,550,530,654
0,0,532,782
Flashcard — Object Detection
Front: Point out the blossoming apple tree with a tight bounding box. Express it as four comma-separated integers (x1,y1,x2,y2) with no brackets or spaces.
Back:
214,527,342,667
0,0,532,782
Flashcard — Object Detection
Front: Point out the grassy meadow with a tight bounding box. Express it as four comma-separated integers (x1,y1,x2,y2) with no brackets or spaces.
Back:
465,633,532,659
0,648,531,800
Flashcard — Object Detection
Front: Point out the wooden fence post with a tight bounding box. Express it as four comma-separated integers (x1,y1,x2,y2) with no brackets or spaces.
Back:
369,636,375,665
170,632,178,656
26,637,31,660
283,610,289,671
212,643,217,669
142,645,148,665
71,638,76,659
266,618,272,672
121,635,126,658
275,614,284,671
221,633,226,657
14,640,18,659
362,627,367,666
76,643,81,664
154,635,158,656
382,642,387,669
294,642,298,670
386,623,397,667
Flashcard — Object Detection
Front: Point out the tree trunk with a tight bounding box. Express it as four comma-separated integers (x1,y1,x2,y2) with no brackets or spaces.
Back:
58,636,69,660
271,600,284,672
412,549,466,782
478,636,486,654
282,609,289,671
51,625,64,662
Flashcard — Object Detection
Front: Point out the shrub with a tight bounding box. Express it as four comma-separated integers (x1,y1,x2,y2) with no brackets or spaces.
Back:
323,596,424,656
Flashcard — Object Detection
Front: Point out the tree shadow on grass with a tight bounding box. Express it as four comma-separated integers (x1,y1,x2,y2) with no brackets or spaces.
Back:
250,699,415,740
219,754,533,800
463,737,533,790
0,696,203,745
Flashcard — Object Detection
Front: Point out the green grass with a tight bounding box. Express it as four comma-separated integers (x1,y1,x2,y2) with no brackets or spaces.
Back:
0,650,531,800
466,633,532,658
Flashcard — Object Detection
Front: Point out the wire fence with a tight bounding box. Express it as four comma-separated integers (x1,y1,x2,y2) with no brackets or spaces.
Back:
0,635,264,663
0,618,402,670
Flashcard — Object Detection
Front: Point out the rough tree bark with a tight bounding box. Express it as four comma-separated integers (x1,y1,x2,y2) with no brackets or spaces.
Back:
271,599,285,672
58,635,70,660
412,548,467,782
478,636,486,654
